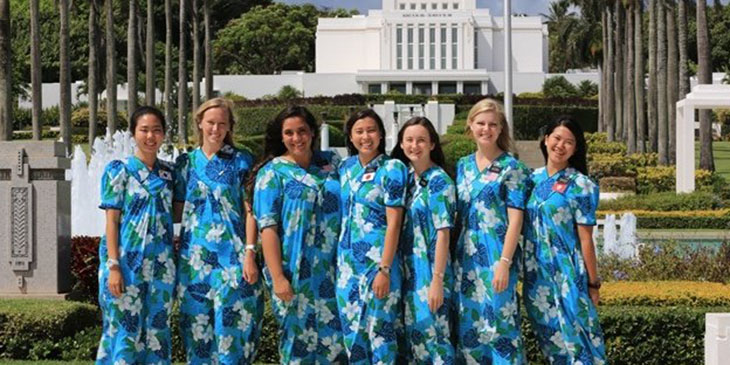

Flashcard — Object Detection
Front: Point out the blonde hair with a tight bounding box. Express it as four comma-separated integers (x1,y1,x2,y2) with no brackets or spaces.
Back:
465,98,514,154
195,97,236,147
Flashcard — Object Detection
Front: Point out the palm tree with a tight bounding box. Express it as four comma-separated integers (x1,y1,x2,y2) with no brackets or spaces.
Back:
697,0,715,171
614,1,624,142
634,0,646,153
145,0,155,106
30,0,42,140
179,0,188,144
626,1,636,153
605,2,615,141
88,0,99,146
204,0,213,100
666,0,678,163
127,0,138,119
657,0,668,165
106,0,117,135
678,0,690,98
600,5,608,133
0,0,11,141
165,0,173,136
192,0,200,113
648,0,658,153
542,0,578,72
59,0,71,155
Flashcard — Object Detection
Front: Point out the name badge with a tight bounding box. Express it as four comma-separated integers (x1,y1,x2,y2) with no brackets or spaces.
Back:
419,177,428,187
552,176,571,193
486,165,502,182
159,170,173,181
362,166,377,182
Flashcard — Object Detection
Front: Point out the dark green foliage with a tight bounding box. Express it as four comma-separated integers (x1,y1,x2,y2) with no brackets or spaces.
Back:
542,76,580,98
577,80,599,98
511,104,598,139
598,191,725,211
442,135,475,175
628,215,730,229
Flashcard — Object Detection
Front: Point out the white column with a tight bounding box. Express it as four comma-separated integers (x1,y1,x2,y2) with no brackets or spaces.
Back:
320,122,330,150
481,81,489,94
456,81,464,93
406,82,413,94
391,23,397,70
431,81,439,95
425,100,441,133
425,24,431,70
446,23,453,70
676,101,695,192
414,23,420,70
705,313,730,365
381,82,389,93
504,0,513,137
435,24,442,70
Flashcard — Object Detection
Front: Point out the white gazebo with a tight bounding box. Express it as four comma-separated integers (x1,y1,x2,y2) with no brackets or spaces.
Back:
675,84,730,192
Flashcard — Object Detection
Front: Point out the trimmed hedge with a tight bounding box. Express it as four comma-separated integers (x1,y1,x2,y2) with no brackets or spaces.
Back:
636,166,721,194
600,281,730,306
598,191,725,211
597,209,730,229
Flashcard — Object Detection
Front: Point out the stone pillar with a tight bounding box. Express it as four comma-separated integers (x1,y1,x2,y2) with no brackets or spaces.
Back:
425,100,441,133
706,313,730,365
406,82,413,95
0,141,71,296
457,81,464,94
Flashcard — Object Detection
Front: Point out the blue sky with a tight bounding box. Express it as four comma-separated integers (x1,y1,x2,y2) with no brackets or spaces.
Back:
276,0,555,16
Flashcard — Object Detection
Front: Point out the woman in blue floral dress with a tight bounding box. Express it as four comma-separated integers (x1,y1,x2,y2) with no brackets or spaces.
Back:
336,109,408,364
174,98,264,364
252,106,347,363
96,106,176,364
523,117,605,364
454,98,531,364
391,117,456,364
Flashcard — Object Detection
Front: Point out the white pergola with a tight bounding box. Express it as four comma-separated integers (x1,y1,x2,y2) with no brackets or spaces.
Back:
675,84,730,193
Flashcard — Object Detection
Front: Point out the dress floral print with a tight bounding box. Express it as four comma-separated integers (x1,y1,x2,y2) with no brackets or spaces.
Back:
174,146,264,364
96,157,176,365
336,154,408,365
454,152,531,365
522,167,606,365
253,151,347,364
400,165,457,364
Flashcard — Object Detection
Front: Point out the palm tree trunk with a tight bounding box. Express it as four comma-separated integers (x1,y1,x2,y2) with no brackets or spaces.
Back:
626,1,636,154
30,0,42,140
192,0,200,113
127,0,138,119
614,1,624,142
634,0,646,153
106,0,117,135
145,0,155,106
179,0,188,144
88,0,99,147
59,0,71,155
204,0,213,100
697,0,715,171
657,0,668,165
605,3,615,141
165,0,173,137
648,0,658,152
667,1,678,164
0,0,11,141
678,0,690,98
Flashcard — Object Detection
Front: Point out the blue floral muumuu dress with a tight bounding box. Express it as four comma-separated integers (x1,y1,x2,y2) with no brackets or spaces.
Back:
253,151,347,364
336,154,408,364
401,165,457,364
96,156,176,364
522,166,606,365
454,152,531,364
174,145,264,364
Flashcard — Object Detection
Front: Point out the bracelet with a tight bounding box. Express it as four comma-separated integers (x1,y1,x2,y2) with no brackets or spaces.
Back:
106,258,120,269
245,244,256,252
500,256,512,264
378,265,391,278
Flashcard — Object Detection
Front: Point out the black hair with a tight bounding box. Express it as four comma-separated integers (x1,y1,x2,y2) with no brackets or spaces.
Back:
344,108,386,156
246,105,319,204
129,105,166,134
539,115,589,175
390,116,446,169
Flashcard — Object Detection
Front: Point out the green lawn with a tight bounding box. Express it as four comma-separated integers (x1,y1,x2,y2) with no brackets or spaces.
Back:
695,141,730,181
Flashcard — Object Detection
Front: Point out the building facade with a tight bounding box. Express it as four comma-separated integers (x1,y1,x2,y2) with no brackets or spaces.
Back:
316,0,548,95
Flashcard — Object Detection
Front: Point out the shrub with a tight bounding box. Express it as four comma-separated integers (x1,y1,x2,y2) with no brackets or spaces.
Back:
635,166,720,194
588,140,627,155
517,91,544,98
599,177,636,192
71,107,128,130
277,85,303,100
600,281,730,306
327,124,346,147
67,236,100,304
234,105,355,137
598,209,730,229
589,153,637,179
511,104,598,139
577,80,599,98
542,76,580,98
446,121,467,135
442,135,475,174
598,191,725,211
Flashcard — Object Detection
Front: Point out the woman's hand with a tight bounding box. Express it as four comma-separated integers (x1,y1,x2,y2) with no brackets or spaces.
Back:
372,272,391,299
108,267,125,298
242,252,259,284
589,287,600,306
428,278,444,313
492,260,510,293
272,276,294,302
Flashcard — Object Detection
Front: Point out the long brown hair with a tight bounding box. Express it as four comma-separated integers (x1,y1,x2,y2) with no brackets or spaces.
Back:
465,98,514,154
195,97,236,147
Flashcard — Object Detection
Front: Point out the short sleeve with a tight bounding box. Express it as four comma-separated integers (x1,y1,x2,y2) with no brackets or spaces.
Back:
173,153,189,203
571,174,599,226
503,163,531,210
237,150,255,201
99,160,127,210
382,159,408,207
429,173,456,230
253,163,283,230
